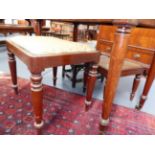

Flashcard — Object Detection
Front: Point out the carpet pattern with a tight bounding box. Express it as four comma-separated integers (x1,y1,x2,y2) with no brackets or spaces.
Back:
0,74,155,135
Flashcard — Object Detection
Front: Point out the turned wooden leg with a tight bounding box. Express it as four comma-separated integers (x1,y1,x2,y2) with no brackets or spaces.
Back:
130,74,141,101
73,23,78,42
53,67,57,86
72,65,77,88
62,66,65,78
101,23,135,127
83,63,90,93
85,64,98,106
136,55,155,110
31,73,44,128
8,51,18,94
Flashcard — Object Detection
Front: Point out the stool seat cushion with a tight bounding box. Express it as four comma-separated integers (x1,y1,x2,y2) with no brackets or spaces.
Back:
98,54,148,70
7,36,96,56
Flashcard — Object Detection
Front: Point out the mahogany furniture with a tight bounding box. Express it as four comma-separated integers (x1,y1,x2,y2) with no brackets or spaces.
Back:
7,36,99,128
32,19,155,128
0,24,34,46
0,24,34,35
85,19,155,127
89,25,155,102
84,53,149,104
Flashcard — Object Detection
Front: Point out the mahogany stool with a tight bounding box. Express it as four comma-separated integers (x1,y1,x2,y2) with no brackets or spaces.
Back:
6,36,99,128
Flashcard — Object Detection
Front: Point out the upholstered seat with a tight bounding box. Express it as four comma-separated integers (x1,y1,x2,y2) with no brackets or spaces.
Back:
7,36,96,56
98,53,148,71
7,35,99,128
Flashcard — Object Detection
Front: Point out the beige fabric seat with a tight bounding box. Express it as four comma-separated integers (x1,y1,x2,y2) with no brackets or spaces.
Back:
98,53,148,71
7,36,96,56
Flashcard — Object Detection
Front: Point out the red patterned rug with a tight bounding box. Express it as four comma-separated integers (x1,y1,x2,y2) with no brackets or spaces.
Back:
0,74,155,135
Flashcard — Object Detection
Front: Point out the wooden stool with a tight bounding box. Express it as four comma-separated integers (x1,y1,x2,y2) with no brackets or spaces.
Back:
7,36,99,128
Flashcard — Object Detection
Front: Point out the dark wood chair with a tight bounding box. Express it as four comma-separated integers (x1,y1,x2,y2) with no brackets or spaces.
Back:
85,24,155,127
84,52,149,106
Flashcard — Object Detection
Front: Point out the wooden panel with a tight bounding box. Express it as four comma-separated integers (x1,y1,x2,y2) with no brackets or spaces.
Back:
97,25,155,65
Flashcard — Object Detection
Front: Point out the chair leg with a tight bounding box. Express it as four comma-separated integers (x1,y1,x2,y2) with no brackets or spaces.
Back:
31,73,44,129
53,67,57,86
136,56,155,110
85,64,98,106
83,63,90,93
100,75,104,83
62,66,65,78
130,74,141,101
8,51,18,94
72,65,77,88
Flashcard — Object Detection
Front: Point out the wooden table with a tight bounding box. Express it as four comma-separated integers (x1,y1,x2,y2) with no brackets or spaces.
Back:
0,24,34,46
0,24,34,34
34,19,155,127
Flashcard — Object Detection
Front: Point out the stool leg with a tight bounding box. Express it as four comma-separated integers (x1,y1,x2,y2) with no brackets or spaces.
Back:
31,73,44,129
130,74,141,101
8,51,18,94
62,66,65,78
83,63,90,93
72,65,77,88
85,64,98,106
53,67,57,86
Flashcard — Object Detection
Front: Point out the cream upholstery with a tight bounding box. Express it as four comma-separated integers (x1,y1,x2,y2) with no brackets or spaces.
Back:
7,36,96,56
98,54,148,70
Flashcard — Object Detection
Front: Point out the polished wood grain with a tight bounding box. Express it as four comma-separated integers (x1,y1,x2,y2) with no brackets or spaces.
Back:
100,20,137,126
97,26,155,65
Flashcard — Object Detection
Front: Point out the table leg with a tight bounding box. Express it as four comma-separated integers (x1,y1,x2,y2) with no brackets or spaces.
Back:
101,26,132,126
8,51,18,94
33,20,43,36
53,67,57,86
31,73,44,128
85,64,98,105
136,54,155,110
73,23,79,42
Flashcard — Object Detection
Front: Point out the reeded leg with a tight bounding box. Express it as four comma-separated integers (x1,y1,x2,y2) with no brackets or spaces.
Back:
130,74,141,101
31,73,44,128
53,67,57,86
101,23,134,127
8,51,18,94
85,64,98,106
72,65,77,88
136,55,155,110
83,63,90,93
